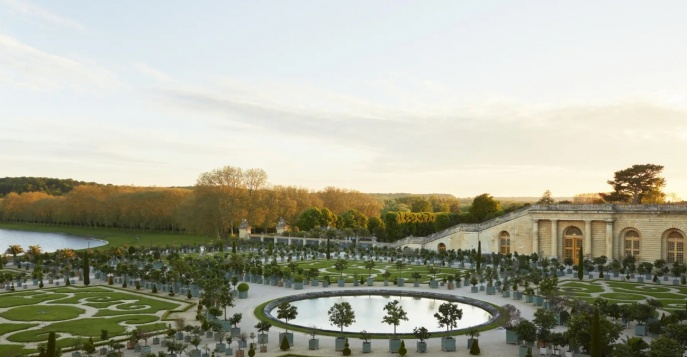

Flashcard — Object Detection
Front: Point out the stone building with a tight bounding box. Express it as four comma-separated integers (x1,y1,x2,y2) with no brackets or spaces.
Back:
399,204,687,264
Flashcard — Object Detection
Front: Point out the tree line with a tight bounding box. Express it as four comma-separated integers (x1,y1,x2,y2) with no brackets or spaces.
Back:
0,177,99,197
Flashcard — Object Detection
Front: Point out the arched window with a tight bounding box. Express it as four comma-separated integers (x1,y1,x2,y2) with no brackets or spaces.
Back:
667,231,685,264
564,226,583,264
437,243,446,252
624,230,640,258
499,231,511,254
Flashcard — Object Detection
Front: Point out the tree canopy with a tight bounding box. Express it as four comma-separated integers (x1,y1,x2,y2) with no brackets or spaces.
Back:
600,164,666,204
469,193,502,222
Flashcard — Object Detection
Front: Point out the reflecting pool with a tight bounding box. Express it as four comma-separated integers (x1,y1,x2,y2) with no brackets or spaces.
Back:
279,294,493,334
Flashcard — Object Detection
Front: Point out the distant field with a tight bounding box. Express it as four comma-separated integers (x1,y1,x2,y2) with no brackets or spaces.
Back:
0,222,215,249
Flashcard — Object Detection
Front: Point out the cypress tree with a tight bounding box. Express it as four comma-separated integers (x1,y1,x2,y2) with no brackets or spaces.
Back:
83,250,90,286
476,241,482,271
232,239,237,254
577,248,584,281
590,307,601,357
398,340,407,356
46,331,56,357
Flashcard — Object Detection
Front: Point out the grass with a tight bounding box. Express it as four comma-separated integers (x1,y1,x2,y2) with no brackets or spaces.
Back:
0,305,85,321
0,222,213,249
0,344,34,356
0,323,38,335
0,292,69,308
8,315,163,342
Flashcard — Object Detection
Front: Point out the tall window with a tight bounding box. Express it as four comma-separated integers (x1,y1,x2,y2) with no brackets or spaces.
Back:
564,227,583,264
437,243,446,252
667,231,685,264
500,231,510,254
624,230,640,258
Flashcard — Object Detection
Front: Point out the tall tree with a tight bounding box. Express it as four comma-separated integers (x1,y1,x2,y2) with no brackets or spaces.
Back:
83,250,90,286
590,308,601,357
382,300,409,335
468,194,502,222
600,164,666,204
578,248,584,281
537,190,556,205
434,302,463,333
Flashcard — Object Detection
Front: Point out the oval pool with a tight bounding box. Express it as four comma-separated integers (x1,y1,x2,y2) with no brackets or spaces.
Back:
265,290,496,334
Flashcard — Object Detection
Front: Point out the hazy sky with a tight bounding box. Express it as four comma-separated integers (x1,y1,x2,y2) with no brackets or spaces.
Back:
2,1,687,198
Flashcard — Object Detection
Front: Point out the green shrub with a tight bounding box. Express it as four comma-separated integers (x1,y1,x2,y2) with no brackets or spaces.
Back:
469,339,480,355
398,340,407,356
294,275,304,283
152,285,158,294
342,338,351,356
238,283,249,292
280,334,290,351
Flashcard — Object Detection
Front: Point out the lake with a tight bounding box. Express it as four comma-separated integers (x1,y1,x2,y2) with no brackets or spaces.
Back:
0,228,107,253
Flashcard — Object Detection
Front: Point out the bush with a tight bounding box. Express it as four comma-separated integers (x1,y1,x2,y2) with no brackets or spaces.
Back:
152,285,158,293
469,339,480,355
280,335,290,351
342,338,351,356
398,340,407,356
237,283,249,292
294,275,304,283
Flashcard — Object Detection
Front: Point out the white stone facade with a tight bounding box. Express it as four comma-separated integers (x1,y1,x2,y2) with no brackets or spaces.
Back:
413,204,687,263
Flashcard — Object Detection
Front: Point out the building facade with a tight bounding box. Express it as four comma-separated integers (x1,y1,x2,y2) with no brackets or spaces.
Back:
409,204,687,264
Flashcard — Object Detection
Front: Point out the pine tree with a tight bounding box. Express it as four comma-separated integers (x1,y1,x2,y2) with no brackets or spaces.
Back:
83,250,90,286
578,248,584,281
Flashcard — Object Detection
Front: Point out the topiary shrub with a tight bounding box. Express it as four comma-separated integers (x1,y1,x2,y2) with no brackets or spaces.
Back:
187,290,192,299
398,340,407,356
152,285,158,293
469,339,480,355
238,283,249,292
294,275,304,283
525,347,532,357
280,334,290,351
342,338,351,356
248,344,255,357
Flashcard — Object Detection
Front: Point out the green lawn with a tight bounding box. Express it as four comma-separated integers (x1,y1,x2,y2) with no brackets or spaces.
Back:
0,305,85,321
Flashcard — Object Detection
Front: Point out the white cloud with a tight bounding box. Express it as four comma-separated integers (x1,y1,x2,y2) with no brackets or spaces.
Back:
0,35,118,91
1,0,85,31
133,62,174,83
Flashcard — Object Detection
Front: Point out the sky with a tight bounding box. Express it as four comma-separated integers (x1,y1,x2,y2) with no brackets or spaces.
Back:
1,0,687,199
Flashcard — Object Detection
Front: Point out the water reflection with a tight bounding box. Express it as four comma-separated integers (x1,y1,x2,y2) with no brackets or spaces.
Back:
0,229,107,252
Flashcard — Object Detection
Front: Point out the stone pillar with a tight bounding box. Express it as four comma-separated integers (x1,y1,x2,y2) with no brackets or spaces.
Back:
532,220,539,256
551,220,558,257
605,220,614,259
584,220,592,256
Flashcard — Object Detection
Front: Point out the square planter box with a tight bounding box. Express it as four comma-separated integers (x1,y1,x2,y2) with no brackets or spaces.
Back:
637,277,644,283
363,341,372,353
505,329,520,345
486,286,496,295
525,295,534,303
215,343,226,352
519,346,531,357
502,290,511,298
429,280,438,288
311,279,319,286
441,337,456,352
338,279,345,287
534,296,544,306
388,338,401,353
335,337,346,351
323,281,330,287
308,339,319,350
258,334,268,345
238,291,248,299
635,325,647,336
397,278,405,287
471,286,478,293
367,277,374,286
294,282,303,290
279,332,293,347
416,341,426,353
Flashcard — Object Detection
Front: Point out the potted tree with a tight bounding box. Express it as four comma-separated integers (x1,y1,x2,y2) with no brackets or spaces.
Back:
412,272,422,287
382,270,392,286
467,327,480,349
361,330,372,353
382,300,408,353
434,302,463,352
364,260,375,286
255,321,271,349
237,283,249,299
334,259,348,286
427,266,439,288
514,320,537,357
276,302,297,346
413,326,430,353
501,304,523,345
293,274,304,290
307,326,319,350
328,301,356,351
